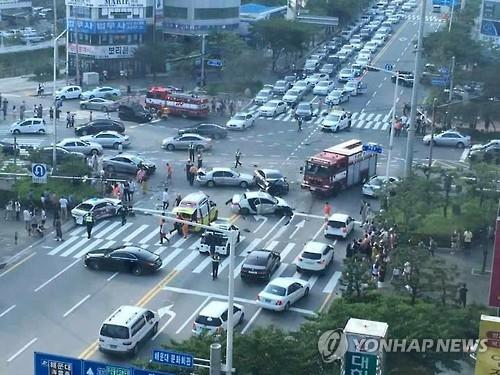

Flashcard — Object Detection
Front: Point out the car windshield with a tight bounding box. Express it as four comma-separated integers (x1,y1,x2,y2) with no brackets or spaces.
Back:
264,284,286,296
341,69,352,74
331,91,341,97
233,115,246,120
100,324,129,339
369,177,384,186
328,220,347,228
302,251,322,260
275,81,285,87
317,81,330,87
305,162,333,177
297,103,310,111
326,114,341,122
265,172,283,179
195,315,222,327
288,90,300,96
76,203,93,211
128,248,157,262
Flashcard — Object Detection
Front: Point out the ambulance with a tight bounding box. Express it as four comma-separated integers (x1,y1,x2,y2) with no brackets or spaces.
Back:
172,192,218,232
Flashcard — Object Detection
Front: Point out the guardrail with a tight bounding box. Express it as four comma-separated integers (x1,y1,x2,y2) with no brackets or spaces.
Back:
0,38,65,55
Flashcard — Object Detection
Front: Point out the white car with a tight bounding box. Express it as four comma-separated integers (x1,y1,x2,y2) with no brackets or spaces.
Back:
71,197,123,225
283,88,304,106
296,241,334,273
259,100,287,117
254,88,274,105
230,191,292,215
364,41,379,53
305,73,329,86
338,68,356,82
226,112,257,130
351,40,364,51
321,110,351,132
257,277,310,311
56,138,103,155
362,175,399,197
81,86,121,100
388,15,400,24
192,301,244,335
292,80,313,94
55,85,82,100
423,130,471,148
356,55,371,67
325,89,350,106
81,131,130,149
10,118,46,134
344,80,367,96
313,81,335,96
324,213,355,239
372,34,387,45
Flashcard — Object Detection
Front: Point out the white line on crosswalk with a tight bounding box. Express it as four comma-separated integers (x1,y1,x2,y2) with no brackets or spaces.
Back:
314,117,323,124
172,236,187,248
60,237,92,257
279,243,296,262
365,113,375,121
383,113,391,122
240,238,261,256
122,224,148,242
274,263,288,278
70,225,87,237
374,113,382,121
72,239,104,259
309,275,319,288
106,222,133,240
364,121,373,129
355,120,365,128
218,256,231,273
189,239,201,250
192,255,212,274
154,246,168,256
358,112,367,121
48,236,79,255
282,114,293,122
351,112,359,119
381,122,390,131
323,271,342,293
233,258,247,279
275,113,286,121
160,247,184,269
139,228,158,244
265,240,279,250
94,221,121,239
175,251,199,272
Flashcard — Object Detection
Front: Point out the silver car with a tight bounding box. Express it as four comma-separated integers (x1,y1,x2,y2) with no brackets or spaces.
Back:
80,98,119,112
161,133,212,151
423,131,471,148
80,131,130,149
56,138,103,155
196,167,254,188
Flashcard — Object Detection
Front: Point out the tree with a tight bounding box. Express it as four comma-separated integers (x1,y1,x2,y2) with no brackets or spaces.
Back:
341,254,374,298
308,0,370,25
133,42,168,78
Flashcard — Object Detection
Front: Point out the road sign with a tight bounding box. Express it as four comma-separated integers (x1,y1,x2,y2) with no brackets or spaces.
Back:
344,352,378,375
438,66,449,75
384,63,393,71
35,352,83,375
32,163,47,184
431,77,449,87
82,360,131,375
362,143,383,154
152,349,194,368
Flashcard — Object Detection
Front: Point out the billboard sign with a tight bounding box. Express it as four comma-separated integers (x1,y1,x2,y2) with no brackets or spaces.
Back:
488,217,500,307
67,19,146,34
474,315,500,374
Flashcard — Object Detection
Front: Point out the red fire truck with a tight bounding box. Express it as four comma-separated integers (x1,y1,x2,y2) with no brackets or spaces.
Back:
301,139,377,195
145,86,209,118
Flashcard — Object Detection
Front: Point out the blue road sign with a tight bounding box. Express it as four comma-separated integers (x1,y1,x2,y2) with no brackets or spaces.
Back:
384,63,393,71
207,58,223,68
82,360,131,375
362,143,383,154
431,77,449,87
34,352,83,375
152,349,194,368
134,370,175,375
438,66,449,75
32,163,47,183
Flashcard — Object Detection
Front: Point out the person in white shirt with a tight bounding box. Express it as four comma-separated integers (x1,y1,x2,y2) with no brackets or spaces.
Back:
162,188,170,211
59,196,68,220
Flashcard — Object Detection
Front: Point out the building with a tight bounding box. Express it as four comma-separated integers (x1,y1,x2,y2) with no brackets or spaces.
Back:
0,0,32,21
239,3,286,36
161,0,240,35
478,0,500,45
66,0,152,77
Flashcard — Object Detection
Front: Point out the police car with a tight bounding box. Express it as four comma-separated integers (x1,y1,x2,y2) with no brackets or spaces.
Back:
71,197,123,225
198,221,241,256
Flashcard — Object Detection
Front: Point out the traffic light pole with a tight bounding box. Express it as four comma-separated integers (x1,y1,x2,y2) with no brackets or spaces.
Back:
386,72,399,179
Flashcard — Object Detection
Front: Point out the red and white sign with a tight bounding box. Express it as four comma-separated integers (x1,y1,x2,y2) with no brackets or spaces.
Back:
68,44,137,59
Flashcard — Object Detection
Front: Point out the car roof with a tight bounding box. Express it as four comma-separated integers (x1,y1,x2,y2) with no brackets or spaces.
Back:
210,167,233,173
104,305,149,327
180,133,205,138
302,241,329,254
267,99,282,104
234,112,250,116
59,137,82,142
95,130,121,136
244,191,272,199
248,249,273,259
328,213,350,222
270,277,302,288
329,110,346,116
199,301,229,317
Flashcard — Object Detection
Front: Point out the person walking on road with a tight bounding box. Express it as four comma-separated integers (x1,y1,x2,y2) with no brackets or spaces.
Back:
323,202,332,221
185,160,193,182
211,251,220,280
23,208,31,234
14,200,21,221
182,221,189,239
188,143,195,162
66,112,71,128
159,218,169,244
55,217,63,241
162,188,170,211
59,196,68,220
121,206,127,226
19,101,25,120
234,149,242,168
85,214,94,239
458,283,468,308
463,229,473,251
197,151,203,169
189,164,197,186
175,193,182,207
166,163,173,185
297,118,303,132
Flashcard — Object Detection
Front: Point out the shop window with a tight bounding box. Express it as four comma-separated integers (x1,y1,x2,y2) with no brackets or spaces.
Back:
194,7,239,20
164,6,187,19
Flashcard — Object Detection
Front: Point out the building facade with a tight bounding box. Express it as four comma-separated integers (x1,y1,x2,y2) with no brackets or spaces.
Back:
162,0,240,35
478,0,500,45
66,0,153,77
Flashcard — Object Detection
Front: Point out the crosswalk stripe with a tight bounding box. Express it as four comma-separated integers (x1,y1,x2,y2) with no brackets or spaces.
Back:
381,122,390,131
189,239,201,250
292,271,300,279
48,236,79,255
73,221,107,237
233,258,247,279
122,224,148,242
323,271,342,293
72,239,104,259
275,113,286,121
383,113,391,122
365,113,375,121
314,117,323,124
351,112,359,119
218,256,231,273
364,121,374,129
172,236,187,248
192,255,212,274
94,221,121,239
355,120,365,128
240,238,261,256
60,237,92,257
175,251,199,272
283,113,293,122
274,263,288,278
374,114,382,121
139,228,158,244
265,240,279,250
154,246,168,256
309,275,319,288
279,243,296,262
160,247,185,269
372,121,382,130
358,112,367,121
106,222,133,240
70,225,87,236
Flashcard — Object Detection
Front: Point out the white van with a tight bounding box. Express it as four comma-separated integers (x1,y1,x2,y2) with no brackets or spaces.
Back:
10,118,46,134
192,301,244,335
99,305,159,355
324,213,355,239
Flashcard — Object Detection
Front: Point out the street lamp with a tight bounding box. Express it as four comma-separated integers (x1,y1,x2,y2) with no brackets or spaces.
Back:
53,29,67,170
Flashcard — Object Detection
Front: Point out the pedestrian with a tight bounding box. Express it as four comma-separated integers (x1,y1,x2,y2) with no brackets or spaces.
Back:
159,218,169,244
37,104,43,118
4,200,13,220
123,180,130,203
229,100,235,116
66,112,71,128
189,164,197,186
41,209,47,227
85,213,94,239
458,283,468,308
323,202,332,221
162,188,170,211
297,118,303,131
14,200,21,221
450,230,460,252
182,221,189,239
185,160,193,182
211,251,220,279
234,149,242,168
11,105,16,120
166,163,173,185
20,101,25,120
175,193,182,207
188,143,195,162
429,236,437,256
49,107,54,120
197,151,203,169
31,211,38,235
89,111,93,122
129,179,136,203
360,201,368,223
59,196,68,220
55,217,63,241
120,206,127,226
55,107,60,120
70,113,75,128
463,229,473,251
421,120,427,135
40,194,46,209
23,208,31,234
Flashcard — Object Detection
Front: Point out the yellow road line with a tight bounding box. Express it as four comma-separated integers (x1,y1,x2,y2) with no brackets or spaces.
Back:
319,293,333,314
0,251,37,278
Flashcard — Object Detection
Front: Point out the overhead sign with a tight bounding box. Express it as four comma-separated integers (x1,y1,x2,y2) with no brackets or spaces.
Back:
384,63,393,71
34,353,174,375
152,349,194,368
67,19,146,34
67,43,138,59
32,163,47,184
431,77,449,87
362,143,383,154
65,0,146,7
432,0,461,6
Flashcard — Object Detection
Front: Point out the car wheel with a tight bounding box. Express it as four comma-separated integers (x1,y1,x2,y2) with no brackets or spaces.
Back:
113,142,120,149
166,144,175,151
304,287,310,296
239,181,249,188
89,95,94,99
13,129,20,134
284,302,291,311
196,145,205,152
132,265,143,276
88,260,100,271
207,180,215,187
38,129,45,134
81,104,86,109
240,207,250,215
296,266,302,273
238,312,245,324
106,165,114,173
456,142,464,148
81,130,88,136
60,95,66,100
91,149,99,155
101,106,106,111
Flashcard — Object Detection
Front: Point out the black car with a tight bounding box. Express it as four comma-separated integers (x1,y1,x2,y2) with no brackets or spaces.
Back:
84,245,162,275
75,119,125,136
178,123,228,139
118,104,153,123
32,146,85,164
240,249,281,281
102,154,156,176
392,71,414,87
254,168,290,196
0,140,30,155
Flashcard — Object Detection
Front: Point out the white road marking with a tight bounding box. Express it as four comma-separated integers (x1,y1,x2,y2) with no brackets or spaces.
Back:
60,237,91,257
106,222,133,240
253,215,268,233
374,113,382,121
175,296,211,335
371,91,377,98
268,224,288,242
279,243,296,262
34,258,81,292
233,258,247,279
312,223,325,241
274,263,288,278
139,227,158,244
383,113,391,122
381,122,390,131
240,238,261,256
107,272,119,282
293,212,324,220
192,255,212,274
159,247,185,269
460,148,470,162
242,308,262,334
358,112,367,121
63,294,91,317
0,305,16,318
308,275,319,288
154,246,168,256
172,236,187,248
72,238,104,259
264,240,279,250
188,239,201,250
364,121,374,129
261,216,285,241
323,271,342,293
94,221,121,238
122,224,148,242
48,236,79,255
7,338,38,362
355,120,365,128
174,251,199,272
372,122,382,130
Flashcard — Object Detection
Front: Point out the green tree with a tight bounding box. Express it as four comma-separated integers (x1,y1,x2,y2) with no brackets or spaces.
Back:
308,0,370,25
341,254,374,298
134,42,168,78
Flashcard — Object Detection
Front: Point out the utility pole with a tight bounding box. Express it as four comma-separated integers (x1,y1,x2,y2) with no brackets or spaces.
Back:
53,0,57,76
13,136,17,184
210,343,222,375
448,56,455,103
404,0,427,177
427,98,437,171
75,21,80,85
449,2,455,32
200,34,206,87
225,230,237,375
386,71,399,179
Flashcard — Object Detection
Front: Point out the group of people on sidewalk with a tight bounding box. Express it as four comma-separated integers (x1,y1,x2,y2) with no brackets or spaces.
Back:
210,97,241,117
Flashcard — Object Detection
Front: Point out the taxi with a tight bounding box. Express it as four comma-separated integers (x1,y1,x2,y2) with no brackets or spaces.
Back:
172,191,218,232
71,197,123,225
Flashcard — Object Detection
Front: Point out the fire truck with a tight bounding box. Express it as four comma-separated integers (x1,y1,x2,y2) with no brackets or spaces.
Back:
301,139,377,195
145,86,209,118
